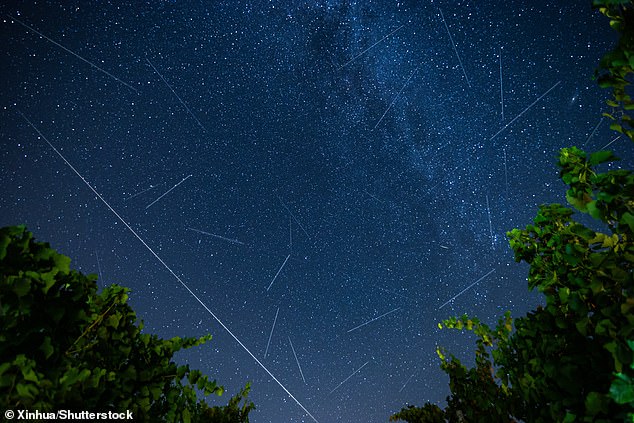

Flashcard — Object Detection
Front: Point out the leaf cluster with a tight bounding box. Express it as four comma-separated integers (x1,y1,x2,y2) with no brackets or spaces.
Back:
0,225,254,422
594,0,634,139
504,146,633,421
392,150,633,423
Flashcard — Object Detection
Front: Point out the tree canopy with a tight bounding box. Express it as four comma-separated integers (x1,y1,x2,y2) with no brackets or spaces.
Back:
0,225,254,422
391,1,634,422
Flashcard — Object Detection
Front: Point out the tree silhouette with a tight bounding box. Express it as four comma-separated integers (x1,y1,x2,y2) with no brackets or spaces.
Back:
0,225,254,422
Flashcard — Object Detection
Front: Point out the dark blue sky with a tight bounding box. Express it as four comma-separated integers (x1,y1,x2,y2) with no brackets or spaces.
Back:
2,1,633,422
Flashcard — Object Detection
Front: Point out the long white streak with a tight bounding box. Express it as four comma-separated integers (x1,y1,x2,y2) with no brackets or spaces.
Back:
145,57,207,132
264,307,279,359
601,135,621,150
187,227,245,246
503,148,509,195
145,175,192,210
347,307,401,333
439,269,496,310
364,190,384,204
125,184,159,201
278,196,310,238
8,15,138,93
374,66,419,129
339,25,404,69
288,337,306,384
499,47,504,121
439,8,471,88
485,195,493,247
489,81,561,141
399,373,415,393
267,254,291,291
19,113,320,423
95,250,104,282
584,117,604,146
329,361,370,394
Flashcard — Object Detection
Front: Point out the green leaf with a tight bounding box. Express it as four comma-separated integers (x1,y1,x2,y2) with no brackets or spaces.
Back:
106,314,121,328
589,150,616,165
53,253,71,274
570,224,596,240
78,368,91,382
622,212,634,232
0,234,10,260
150,386,162,400
40,337,54,359
610,373,634,404
15,382,38,400
13,277,31,297
610,122,624,133
585,391,605,415
575,318,589,336
40,271,57,294
587,201,603,220
0,362,11,377
21,367,39,383
189,369,201,385
182,407,191,423
596,319,616,336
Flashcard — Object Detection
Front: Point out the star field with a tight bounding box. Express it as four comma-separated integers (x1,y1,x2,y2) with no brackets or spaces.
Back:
2,1,633,422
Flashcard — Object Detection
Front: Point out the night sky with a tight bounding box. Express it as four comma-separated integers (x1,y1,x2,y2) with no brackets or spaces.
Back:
2,1,633,422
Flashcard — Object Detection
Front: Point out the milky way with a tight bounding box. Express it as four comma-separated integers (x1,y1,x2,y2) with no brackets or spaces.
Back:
2,2,633,422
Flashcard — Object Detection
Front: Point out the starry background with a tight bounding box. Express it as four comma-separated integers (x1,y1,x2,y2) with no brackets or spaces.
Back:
2,1,633,422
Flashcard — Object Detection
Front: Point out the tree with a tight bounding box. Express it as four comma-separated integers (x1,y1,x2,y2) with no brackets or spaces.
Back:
391,1,634,422
0,225,254,422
